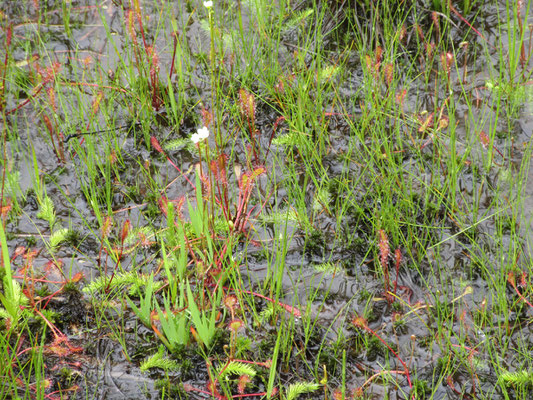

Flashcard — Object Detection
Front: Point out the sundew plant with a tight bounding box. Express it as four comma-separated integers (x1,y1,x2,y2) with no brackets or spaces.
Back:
1,1,533,399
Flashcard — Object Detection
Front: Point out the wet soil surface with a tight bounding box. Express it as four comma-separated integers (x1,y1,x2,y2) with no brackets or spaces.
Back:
1,1,533,399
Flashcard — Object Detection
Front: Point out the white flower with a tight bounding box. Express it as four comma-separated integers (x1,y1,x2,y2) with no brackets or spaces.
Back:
191,133,201,144
203,1,213,8
191,126,209,144
197,126,209,139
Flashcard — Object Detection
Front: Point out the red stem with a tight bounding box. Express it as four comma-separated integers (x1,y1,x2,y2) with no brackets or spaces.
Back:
509,279,533,308
167,157,195,188
6,83,45,115
169,31,178,80
448,1,487,43
363,324,412,388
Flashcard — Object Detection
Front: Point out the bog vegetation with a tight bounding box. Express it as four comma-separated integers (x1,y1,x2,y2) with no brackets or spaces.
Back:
1,0,532,399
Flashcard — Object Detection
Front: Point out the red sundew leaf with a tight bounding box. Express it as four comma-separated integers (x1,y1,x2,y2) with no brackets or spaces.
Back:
159,197,185,219
519,271,527,288
40,62,61,83
228,319,244,332
378,229,389,269
12,246,26,261
82,56,93,68
439,53,448,71
239,88,256,122
507,272,516,286
446,375,457,391
210,160,219,180
120,220,131,243
48,342,69,358
1,200,12,218
418,112,434,133
352,315,368,330
252,166,266,178
150,136,164,153
101,216,112,238
70,272,84,283
147,46,159,69
218,154,229,183
201,107,213,128
396,89,407,106
47,335,83,358
158,196,168,216
446,52,454,70
399,24,407,43
200,174,211,198
51,62,62,76
332,390,343,400
182,383,195,392
109,150,118,165
415,23,425,42
138,231,155,248
395,248,402,267
43,260,63,276
383,63,394,87
392,311,403,324
479,131,490,149
239,166,266,192
210,155,229,186
426,42,434,61
174,197,185,217
43,114,55,135
375,46,383,65
239,173,251,191
91,91,104,116
364,54,373,72
126,10,137,43
440,52,454,73
459,309,467,324
47,87,56,113
237,375,251,395
206,380,220,397
437,115,449,130
23,248,39,260
431,11,439,28
274,76,285,94
223,294,238,310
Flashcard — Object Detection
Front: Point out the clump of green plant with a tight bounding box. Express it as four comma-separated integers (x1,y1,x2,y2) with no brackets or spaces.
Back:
140,346,180,372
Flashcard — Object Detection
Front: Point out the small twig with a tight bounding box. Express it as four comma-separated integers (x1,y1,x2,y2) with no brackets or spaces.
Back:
63,124,137,143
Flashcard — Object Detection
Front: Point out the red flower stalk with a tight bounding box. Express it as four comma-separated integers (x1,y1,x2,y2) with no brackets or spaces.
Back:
47,87,57,113
150,136,195,188
351,315,412,389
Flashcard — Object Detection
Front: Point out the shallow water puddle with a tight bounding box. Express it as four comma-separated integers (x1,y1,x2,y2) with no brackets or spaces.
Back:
2,1,533,399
